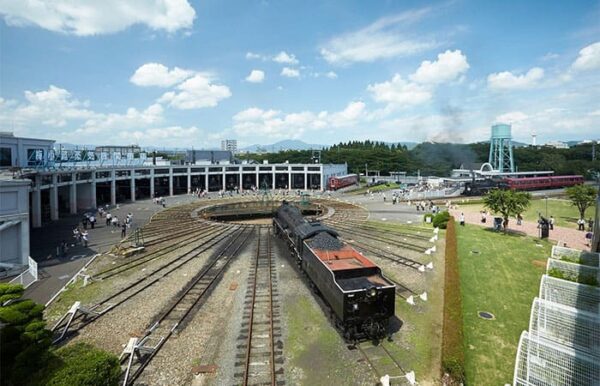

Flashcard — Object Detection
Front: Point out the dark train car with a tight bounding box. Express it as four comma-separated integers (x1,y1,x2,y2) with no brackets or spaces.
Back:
328,174,359,190
504,175,584,190
273,202,395,340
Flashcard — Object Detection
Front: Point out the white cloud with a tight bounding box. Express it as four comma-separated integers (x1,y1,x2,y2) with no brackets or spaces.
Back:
232,101,366,139
487,67,545,90
571,41,600,71
78,103,164,135
130,63,195,87
320,8,436,64
123,126,201,146
495,111,529,124
410,50,469,84
0,85,95,128
246,52,263,60
245,70,265,83
0,0,195,36
325,71,338,79
273,51,299,65
367,75,431,107
281,67,300,78
158,74,231,109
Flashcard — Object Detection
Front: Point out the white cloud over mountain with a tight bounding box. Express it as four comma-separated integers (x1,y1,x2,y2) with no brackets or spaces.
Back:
0,0,195,36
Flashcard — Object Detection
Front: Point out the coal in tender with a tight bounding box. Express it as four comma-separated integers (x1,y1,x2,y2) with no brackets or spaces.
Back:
310,232,343,250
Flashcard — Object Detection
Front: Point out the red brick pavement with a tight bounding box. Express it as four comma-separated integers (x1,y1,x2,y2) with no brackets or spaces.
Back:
449,208,592,251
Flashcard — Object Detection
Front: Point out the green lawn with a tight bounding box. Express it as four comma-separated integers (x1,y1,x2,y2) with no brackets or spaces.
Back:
456,224,552,385
351,182,400,194
459,198,595,229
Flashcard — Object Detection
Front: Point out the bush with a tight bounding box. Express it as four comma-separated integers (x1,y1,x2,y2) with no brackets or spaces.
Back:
38,343,121,386
433,211,451,229
441,219,465,384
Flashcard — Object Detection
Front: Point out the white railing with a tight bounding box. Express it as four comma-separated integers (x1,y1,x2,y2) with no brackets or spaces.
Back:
9,257,38,289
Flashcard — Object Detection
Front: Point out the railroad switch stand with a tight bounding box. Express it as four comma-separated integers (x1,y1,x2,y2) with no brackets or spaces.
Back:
119,336,162,386
51,301,101,343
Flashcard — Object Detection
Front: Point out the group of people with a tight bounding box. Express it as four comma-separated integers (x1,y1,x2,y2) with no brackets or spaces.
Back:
577,218,594,232
153,196,166,207
72,227,89,247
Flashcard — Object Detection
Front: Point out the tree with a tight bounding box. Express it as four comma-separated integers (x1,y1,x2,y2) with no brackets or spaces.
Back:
565,184,597,220
483,189,531,231
0,283,53,386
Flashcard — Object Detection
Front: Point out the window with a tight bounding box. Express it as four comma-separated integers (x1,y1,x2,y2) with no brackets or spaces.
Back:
0,147,12,167
27,148,44,166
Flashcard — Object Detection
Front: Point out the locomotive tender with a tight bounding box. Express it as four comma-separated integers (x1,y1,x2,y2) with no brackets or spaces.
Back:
273,201,395,340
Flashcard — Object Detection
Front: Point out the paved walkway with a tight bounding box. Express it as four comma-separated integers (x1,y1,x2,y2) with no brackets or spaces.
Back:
25,195,200,305
449,208,591,251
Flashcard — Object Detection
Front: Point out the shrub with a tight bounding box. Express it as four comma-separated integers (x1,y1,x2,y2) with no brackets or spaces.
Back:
433,211,451,229
441,218,465,384
39,343,121,386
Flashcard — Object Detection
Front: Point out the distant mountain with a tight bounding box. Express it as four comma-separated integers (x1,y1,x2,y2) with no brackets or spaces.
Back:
240,139,326,153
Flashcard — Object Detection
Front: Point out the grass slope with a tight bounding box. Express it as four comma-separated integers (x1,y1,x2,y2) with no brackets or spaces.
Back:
456,224,551,385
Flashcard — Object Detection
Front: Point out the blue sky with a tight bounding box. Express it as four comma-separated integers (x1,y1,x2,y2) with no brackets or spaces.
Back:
0,0,599,148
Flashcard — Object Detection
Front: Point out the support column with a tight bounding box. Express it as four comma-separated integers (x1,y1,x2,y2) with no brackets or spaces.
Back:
204,172,208,192
288,170,291,191
70,173,77,214
130,170,136,202
222,170,226,191
187,167,191,193
91,172,97,209
304,172,308,190
31,183,42,228
239,171,243,192
169,168,174,196
255,170,259,190
272,171,275,190
20,220,30,263
150,169,155,198
110,170,116,206
50,174,59,221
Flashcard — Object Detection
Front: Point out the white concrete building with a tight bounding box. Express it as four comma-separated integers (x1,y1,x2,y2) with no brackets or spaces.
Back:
0,132,55,168
221,139,238,153
0,177,30,267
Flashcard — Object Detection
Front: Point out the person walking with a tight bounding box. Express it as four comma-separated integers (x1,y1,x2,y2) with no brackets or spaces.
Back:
82,215,88,230
578,218,585,231
121,222,127,238
81,230,89,247
517,213,523,226
588,218,594,232
112,216,119,228
106,212,112,226
549,216,555,230
459,213,465,226
89,214,96,229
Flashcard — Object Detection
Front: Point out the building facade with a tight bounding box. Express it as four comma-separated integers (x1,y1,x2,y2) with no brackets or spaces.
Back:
0,177,30,267
221,139,238,153
0,132,55,168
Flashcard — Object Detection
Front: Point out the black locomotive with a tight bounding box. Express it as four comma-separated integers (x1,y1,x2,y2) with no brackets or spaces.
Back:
273,201,396,341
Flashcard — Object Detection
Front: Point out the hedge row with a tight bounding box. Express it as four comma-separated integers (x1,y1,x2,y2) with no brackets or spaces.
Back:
441,218,465,383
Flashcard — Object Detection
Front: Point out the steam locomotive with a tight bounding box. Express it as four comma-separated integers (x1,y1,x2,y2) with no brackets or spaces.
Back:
273,201,396,340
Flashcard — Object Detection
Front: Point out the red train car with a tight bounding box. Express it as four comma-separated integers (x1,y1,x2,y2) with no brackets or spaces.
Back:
504,175,584,190
328,174,359,190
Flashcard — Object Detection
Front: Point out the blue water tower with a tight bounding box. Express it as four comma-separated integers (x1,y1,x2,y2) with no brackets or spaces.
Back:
489,123,515,173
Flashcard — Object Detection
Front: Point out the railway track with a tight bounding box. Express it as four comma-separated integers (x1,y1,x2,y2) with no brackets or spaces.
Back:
342,236,426,271
52,226,241,343
235,227,284,386
94,223,231,280
357,341,413,385
121,226,254,385
324,221,429,252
